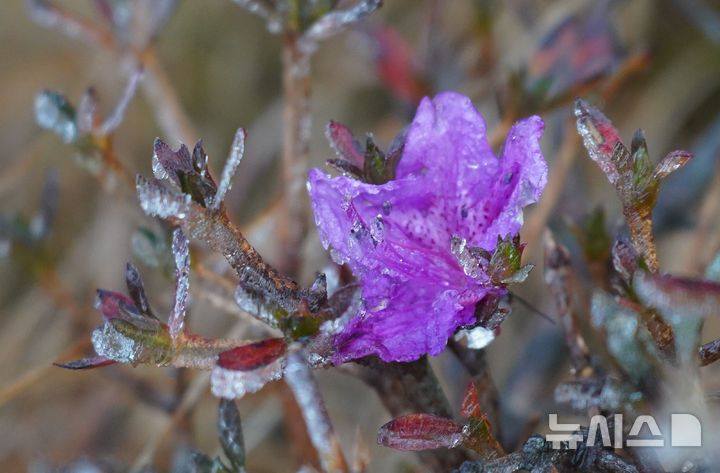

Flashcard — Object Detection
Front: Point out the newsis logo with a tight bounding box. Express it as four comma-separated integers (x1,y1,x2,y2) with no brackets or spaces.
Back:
546,414,702,448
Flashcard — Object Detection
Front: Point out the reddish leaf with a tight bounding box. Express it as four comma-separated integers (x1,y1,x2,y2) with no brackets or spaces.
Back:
54,356,117,370
94,289,141,322
460,382,483,419
634,272,720,319
575,98,623,186
326,121,364,167
152,138,194,186
611,237,638,282
654,150,693,181
377,414,464,451
367,27,427,105
217,338,287,371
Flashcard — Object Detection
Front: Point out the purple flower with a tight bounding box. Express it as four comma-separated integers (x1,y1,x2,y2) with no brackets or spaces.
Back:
308,92,547,363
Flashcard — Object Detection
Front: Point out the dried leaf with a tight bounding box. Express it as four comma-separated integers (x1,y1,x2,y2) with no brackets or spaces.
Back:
377,414,464,451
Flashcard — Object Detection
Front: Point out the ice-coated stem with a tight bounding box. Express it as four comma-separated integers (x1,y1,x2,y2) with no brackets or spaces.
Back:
624,206,659,273
279,33,312,277
284,348,349,473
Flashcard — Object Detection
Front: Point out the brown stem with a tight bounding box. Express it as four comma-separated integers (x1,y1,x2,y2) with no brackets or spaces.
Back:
279,34,312,277
544,232,592,374
348,356,474,472
624,206,659,274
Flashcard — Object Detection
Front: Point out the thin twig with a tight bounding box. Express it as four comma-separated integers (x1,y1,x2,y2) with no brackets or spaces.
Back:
0,338,91,407
544,231,592,374
278,33,312,277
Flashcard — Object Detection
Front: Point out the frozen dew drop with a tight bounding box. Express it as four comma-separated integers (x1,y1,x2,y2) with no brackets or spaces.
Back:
454,325,495,349
91,322,140,363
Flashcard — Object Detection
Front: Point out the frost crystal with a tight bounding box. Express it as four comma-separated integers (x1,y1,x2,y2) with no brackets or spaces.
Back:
91,323,141,363
136,176,192,219
169,228,190,342
454,326,496,350
211,128,247,211
211,356,284,400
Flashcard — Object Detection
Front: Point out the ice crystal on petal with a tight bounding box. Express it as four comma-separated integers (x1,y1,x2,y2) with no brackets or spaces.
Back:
308,92,547,363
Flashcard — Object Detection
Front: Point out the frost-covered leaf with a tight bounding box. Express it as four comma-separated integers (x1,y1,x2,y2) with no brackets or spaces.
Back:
634,272,720,320
218,399,246,473
136,175,193,219
169,227,190,342
591,291,659,381
654,149,693,181
125,262,154,317
35,90,77,144
377,414,464,451
94,289,158,330
488,235,530,286
211,339,287,399
574,98,622,186
460,382,483,419
54,355,117,370
211,128,247,211
132,227,170,269
612,237,638,282
325,120,364,168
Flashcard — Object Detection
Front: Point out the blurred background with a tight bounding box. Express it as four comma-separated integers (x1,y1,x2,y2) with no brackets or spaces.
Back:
2,0,720,471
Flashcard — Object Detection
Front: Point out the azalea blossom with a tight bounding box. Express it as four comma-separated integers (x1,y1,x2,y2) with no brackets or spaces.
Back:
308,91,547,363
